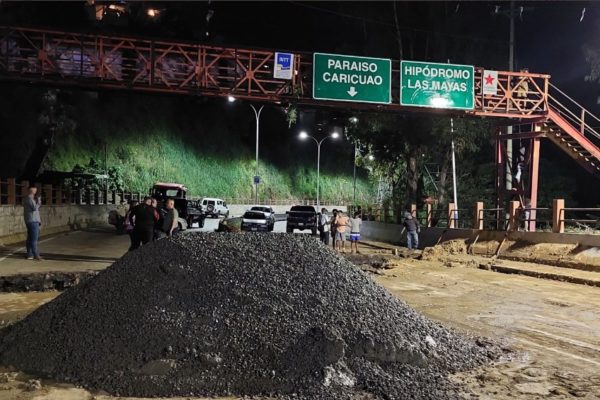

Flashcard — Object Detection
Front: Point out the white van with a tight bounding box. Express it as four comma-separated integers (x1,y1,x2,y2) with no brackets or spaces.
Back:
200,198,229,218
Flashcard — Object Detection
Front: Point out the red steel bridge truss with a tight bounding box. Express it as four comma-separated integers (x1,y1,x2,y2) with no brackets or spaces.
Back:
0,26,599,230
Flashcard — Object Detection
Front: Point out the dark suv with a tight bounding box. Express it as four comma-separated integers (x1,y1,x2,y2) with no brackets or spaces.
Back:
150,183,205,229
286,205,318,235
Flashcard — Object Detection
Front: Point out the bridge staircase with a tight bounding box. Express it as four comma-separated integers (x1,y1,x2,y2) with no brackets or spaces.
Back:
544,84,600,179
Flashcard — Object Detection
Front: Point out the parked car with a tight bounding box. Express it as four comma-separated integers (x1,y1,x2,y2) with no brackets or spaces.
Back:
150,182,205,229
250,206,276,231
241,211,271,232
286,205,319,235
200,198,229,218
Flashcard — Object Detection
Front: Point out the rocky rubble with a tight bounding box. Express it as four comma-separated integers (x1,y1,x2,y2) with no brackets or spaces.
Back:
0,233,499,399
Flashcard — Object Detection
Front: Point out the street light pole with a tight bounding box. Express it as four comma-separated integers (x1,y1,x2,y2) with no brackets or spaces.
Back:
317,141,321,208
299,131,339,208
353,143,357,205
250,104,264,205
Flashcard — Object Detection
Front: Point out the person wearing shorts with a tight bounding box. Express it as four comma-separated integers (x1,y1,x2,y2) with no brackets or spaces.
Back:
349,211,362,253
334,211,349,253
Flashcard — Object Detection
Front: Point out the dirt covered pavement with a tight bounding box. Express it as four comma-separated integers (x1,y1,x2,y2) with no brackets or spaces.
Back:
373,250,600,399
0,239,598,399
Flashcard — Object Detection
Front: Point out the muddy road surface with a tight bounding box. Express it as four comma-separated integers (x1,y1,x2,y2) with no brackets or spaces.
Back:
0,242,598,399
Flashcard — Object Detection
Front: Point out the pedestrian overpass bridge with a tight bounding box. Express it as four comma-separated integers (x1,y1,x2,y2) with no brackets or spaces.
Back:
0,25,598,221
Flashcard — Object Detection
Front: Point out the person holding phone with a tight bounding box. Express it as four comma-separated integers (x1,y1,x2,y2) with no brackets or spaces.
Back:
23,185,42,260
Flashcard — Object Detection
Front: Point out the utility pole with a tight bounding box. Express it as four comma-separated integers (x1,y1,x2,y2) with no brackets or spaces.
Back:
353,144,357,205
506,0,515,194
497,1,532,196
451,118,458,225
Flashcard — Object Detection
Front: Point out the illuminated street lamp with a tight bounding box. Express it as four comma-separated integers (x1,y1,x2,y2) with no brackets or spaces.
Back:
299,130,339,208
368,154,375,161
147,8,160,18
227,95,263,204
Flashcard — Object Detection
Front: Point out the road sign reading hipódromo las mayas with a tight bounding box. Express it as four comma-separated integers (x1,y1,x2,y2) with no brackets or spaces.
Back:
400,60,474,110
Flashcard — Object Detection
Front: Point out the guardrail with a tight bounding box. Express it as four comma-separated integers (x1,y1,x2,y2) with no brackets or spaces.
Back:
351,199,599,235
559,207,600,234
217,198,350,207
1,178,351,208
0,178,143,206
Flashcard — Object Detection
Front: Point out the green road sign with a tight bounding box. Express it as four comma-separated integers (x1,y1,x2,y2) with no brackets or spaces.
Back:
400,60,474,110
313,53,391,104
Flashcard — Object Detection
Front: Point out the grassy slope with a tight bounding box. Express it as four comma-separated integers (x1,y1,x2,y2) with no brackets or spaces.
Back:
44,93,375,203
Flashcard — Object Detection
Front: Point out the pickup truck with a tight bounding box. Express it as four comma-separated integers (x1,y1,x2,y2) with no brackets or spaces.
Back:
286,205,318,235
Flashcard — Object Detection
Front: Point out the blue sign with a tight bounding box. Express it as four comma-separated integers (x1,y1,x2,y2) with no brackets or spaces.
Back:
274,52,294,80
253,175,261,185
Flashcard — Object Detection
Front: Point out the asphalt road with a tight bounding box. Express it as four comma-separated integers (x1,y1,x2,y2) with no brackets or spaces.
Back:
192,217,311,234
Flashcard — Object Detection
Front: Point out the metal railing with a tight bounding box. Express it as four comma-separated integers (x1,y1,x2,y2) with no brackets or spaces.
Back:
549,82,600,142
516,207,552,232
477,208,506,230
0,177,144,206
560,208,600,233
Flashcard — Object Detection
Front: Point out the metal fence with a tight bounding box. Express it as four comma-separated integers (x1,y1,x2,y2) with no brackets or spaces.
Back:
0,178,144,206
350,201,600,235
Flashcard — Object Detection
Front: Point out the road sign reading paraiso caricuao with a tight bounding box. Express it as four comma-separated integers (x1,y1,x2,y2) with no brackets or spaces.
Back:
400,60,474,110
313,53,391,104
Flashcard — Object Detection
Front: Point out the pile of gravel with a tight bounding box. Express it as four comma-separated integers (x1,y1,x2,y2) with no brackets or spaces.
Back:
0,233,499,399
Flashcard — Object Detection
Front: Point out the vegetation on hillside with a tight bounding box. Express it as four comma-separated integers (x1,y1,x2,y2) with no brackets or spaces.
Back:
0,87,374,203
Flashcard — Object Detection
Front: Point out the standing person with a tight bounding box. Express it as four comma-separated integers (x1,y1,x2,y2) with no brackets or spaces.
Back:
335,211,349,253
130,196,158,250
123,200,138,251
151,197,162,240
319,208,330,245
349,211,362,254
403,211,420,250
161,198,179,238
330,209,338,249
23,185,42,260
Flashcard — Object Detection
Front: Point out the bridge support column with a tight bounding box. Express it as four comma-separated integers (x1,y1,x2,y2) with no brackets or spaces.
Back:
552,199,565,233
20,181,29,199
508,200,520,231
474,202,484,230
448,203,456,229
7,178,16,205
528,133,541,232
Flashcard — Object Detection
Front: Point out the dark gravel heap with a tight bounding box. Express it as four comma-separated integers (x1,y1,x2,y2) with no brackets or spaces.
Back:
0,233,499,399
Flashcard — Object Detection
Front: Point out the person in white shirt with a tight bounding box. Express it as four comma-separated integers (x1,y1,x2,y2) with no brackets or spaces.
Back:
348,211,362,254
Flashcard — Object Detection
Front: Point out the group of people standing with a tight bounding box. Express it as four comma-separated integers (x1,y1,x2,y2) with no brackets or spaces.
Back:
318,209,362,253
124,196,179,251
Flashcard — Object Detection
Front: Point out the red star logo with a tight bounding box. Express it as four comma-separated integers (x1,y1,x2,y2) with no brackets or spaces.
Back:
484,74,495,85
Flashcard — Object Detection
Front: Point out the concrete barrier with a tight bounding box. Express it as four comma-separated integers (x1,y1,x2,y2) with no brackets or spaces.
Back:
360,221,600,249
0,204,123,245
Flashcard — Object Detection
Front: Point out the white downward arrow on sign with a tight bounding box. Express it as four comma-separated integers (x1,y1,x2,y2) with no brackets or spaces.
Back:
347,86,358,97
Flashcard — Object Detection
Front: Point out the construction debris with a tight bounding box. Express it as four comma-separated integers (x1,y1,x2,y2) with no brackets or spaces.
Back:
0,233,499,399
